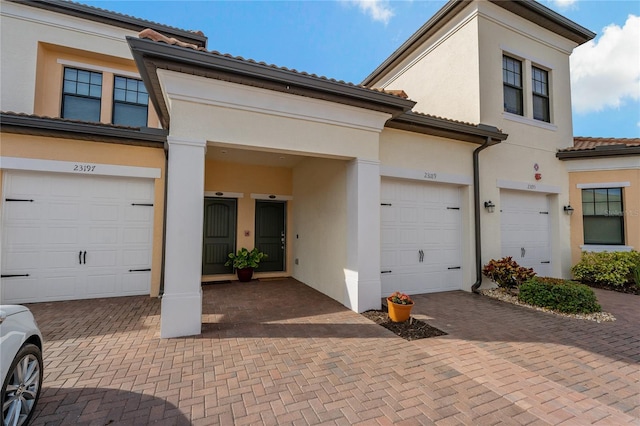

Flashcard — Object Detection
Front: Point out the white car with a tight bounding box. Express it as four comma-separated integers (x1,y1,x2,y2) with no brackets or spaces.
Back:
1,305,43,426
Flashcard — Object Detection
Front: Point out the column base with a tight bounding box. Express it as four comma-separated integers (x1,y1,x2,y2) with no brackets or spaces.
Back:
160,290,202,338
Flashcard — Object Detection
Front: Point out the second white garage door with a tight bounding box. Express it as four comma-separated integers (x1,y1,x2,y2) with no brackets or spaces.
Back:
1,170,155,304
500,190,552,277
381,178,463,295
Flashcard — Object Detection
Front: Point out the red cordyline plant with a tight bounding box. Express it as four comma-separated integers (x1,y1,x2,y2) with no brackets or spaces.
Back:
482,257,536,290
389,291,413,305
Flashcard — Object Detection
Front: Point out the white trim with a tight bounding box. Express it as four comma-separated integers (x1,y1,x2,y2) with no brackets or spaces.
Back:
580,245,634,253
204,191,244,199
497,179,561,194
502,112,558,131
577,182,631,189
250,193,293,201
500,45,555,71
565,157,640,172
57,59,140,79
381,165,472,186
0,156,160,179
158,70,391,133
167,136,207,149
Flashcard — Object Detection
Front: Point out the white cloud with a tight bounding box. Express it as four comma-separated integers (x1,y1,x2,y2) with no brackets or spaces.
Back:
346,0,394,25
549,0,578,9
570,15,640,114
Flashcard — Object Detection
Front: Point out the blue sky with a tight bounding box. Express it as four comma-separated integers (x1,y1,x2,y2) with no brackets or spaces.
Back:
84,0,640,138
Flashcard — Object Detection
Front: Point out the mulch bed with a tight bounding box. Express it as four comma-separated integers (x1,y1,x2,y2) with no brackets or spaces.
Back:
361,309,447,341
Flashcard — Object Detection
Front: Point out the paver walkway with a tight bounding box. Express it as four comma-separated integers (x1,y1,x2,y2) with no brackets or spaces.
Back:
27,279,638,425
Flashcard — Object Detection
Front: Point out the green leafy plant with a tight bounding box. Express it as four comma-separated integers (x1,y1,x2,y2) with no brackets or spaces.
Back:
482,257,536,290
633,265,640,289
388,291,413,305
571,251,640,287
518,277,601,314
225,247,267,270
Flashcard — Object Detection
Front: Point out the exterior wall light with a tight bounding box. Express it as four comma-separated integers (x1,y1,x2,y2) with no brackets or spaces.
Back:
484,200,495,213
564,205,574,215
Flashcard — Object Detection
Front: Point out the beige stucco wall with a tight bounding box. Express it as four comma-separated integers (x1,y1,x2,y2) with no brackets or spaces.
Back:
568,169,640,265
292,158,348,304
1,0,160,128
0,134,166,296
371,8,481,123
202,160,294,281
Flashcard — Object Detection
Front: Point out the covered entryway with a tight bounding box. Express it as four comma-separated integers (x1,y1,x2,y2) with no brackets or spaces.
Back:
381,178,463,295
1,170,155,303
500,189,552,277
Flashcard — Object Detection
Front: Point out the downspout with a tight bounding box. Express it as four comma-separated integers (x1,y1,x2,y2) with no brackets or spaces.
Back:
471,136,498,293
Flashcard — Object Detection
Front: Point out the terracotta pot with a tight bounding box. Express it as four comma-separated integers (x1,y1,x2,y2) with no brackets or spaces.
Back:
387,297,414,322
236,267,254,282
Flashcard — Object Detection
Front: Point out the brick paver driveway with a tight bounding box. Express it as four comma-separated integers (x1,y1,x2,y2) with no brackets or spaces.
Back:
27,279,638,425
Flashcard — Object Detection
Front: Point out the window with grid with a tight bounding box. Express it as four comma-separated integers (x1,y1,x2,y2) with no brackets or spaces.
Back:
113,76,149,127
582,188,625,245
532,66,550,122
503,55,523,115
62,67,102,122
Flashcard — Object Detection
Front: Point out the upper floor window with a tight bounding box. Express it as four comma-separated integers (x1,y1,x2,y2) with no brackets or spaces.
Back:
113,76,149,127
532,66,550,122
582,188,624,245
62,67,102,122
503,55,523,116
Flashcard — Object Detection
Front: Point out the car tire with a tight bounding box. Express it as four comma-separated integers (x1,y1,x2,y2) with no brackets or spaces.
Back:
1,343,43,426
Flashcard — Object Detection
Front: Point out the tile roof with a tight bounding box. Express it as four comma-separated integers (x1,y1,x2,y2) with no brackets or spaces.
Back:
559,137,640,152
137,29,410,100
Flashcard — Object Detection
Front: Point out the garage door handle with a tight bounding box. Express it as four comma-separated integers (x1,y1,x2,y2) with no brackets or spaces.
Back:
79,251,82,264
541,261,550,264
1,274,30,278
447,266,461,270
129,268,151,272
83,251,87,264
381,270,392,274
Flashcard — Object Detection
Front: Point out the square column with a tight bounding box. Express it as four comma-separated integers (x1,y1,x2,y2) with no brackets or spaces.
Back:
345,158,381,312
161,136,206,338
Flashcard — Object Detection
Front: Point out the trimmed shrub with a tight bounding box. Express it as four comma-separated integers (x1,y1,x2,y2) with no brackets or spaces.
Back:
482,257,536,290
571,251,640,287
519,277,601,314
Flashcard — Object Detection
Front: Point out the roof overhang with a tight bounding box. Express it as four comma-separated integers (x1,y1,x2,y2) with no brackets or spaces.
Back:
362,0,595,86
8,0,207,48
127,37,417,130
386,112,508,145
0,112,167,148
557,146,640,160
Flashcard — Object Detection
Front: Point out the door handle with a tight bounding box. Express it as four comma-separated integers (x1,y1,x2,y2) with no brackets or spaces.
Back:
521,247,526,258
79,251,83,265
83,251,87,264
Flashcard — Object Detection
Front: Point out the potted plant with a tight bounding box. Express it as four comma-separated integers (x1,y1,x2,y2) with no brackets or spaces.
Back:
387,291,414,322
225,247,267,282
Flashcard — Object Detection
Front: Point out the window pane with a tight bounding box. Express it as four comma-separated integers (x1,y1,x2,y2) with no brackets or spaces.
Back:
593,189,608,202
582,189,594,202
533,94,550,122
583,216,624,245
608,188,622,201
114,76,126,89
90,73,102,85
139,93,149,104
64,68,77,80
89,85,101,98
113,102,147,127
138,81,148,94
77,82,90,96
608,201,623,215
583,203,595,216
125,91,137,103
114,88,126,101
504,86,522,115
77,70,90,83
62,95,100,121
595,202,609,215
63,80,76,94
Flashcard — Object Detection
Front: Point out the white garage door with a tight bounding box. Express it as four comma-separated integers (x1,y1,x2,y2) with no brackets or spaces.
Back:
500,190,551,277
381,178,463,295
1,170,155,304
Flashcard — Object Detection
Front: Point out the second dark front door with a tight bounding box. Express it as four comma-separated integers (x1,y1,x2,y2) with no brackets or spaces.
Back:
255,200,285,272
202,198,237,275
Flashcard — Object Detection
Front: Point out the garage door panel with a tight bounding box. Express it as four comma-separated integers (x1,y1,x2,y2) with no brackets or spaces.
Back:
501,190,551,276
2,278,40,303
123,249,151,266
381,178,463,295
86,274,117,296
2,170,154,304
123,273,151,294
